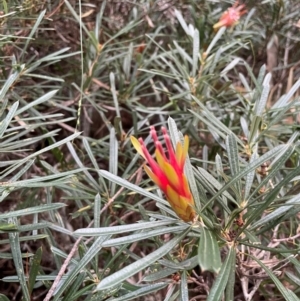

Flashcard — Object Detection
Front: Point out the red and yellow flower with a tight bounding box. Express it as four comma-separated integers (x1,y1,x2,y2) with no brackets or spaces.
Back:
213,1,247,30
131,126,196,222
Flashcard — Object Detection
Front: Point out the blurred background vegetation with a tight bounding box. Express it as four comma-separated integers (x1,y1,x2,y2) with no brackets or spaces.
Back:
0,0,300,300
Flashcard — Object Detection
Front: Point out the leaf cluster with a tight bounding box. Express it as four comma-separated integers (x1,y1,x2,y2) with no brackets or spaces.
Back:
1,1,300,301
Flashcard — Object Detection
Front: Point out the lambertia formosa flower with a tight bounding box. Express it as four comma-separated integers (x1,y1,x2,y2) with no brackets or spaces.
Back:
213,1,247,30
131,126,196,222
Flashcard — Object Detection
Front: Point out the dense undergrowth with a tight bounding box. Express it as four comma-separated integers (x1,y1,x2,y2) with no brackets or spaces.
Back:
0,0,300,300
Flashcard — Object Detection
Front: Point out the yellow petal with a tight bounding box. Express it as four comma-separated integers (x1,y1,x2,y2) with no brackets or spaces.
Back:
130,136,145,158
213,21,226,29
155,149,181,190
176,135,189,168
162,161,180,189
175,142,183,166
183,135,189,159
155,149,166,170
182,175,193,201
179,195,196,221
166,185,181,211
166,185,196,222
144,165,162,188
166,185,188,220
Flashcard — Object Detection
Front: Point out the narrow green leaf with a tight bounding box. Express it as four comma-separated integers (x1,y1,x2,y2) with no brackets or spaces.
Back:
251,193,300,229
286,271,300,287
159,255,199,271
0,253,33,259
272,77,300,110
190,96,243,146
198,226,221,273
225,245,236,301
165,288,179,301
28,247,43,294
70,283,104,301
253,72,271,116
256,64,266,90
0,176,73,188
221,58,240,77
52,235,111,300
50,247,80,267
271,131,298,167
66,142,101,190
201,145,285,212
215,154,224,177
0,203,66,219
98,169,168,206
207,245,235,301
82,138,100,171
19,10,46,59
243,230,261,244
192,29,199,77
112,283,167,301
15,90,58,115
0,222,18,232
22,131,81,162
0,234,47,245
123,43,133,79
250,255,300,301
180,272,189,301
26,48,77,70
47,222,73,236
173,41,192,65
0,101,19,138
96,228,189,290
248,142,295,202
64,0,94,39
244,151,258,199
174,9,192,37
109,127,118,195
195,167,236,208
94,194,101,229
266,80,300,132
205,26,226,57
110,72,121,118
0,160,35,203
0,70,22,117
0,294,10,301
248,115,261,146
9,160,34,183
246,166,300,231
143,268,176,282
104,20,143,46
102,225,187,247
9,218,30,301
74,220,177,236
62,271,87,300
2,275,68,282
226,134,242,199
